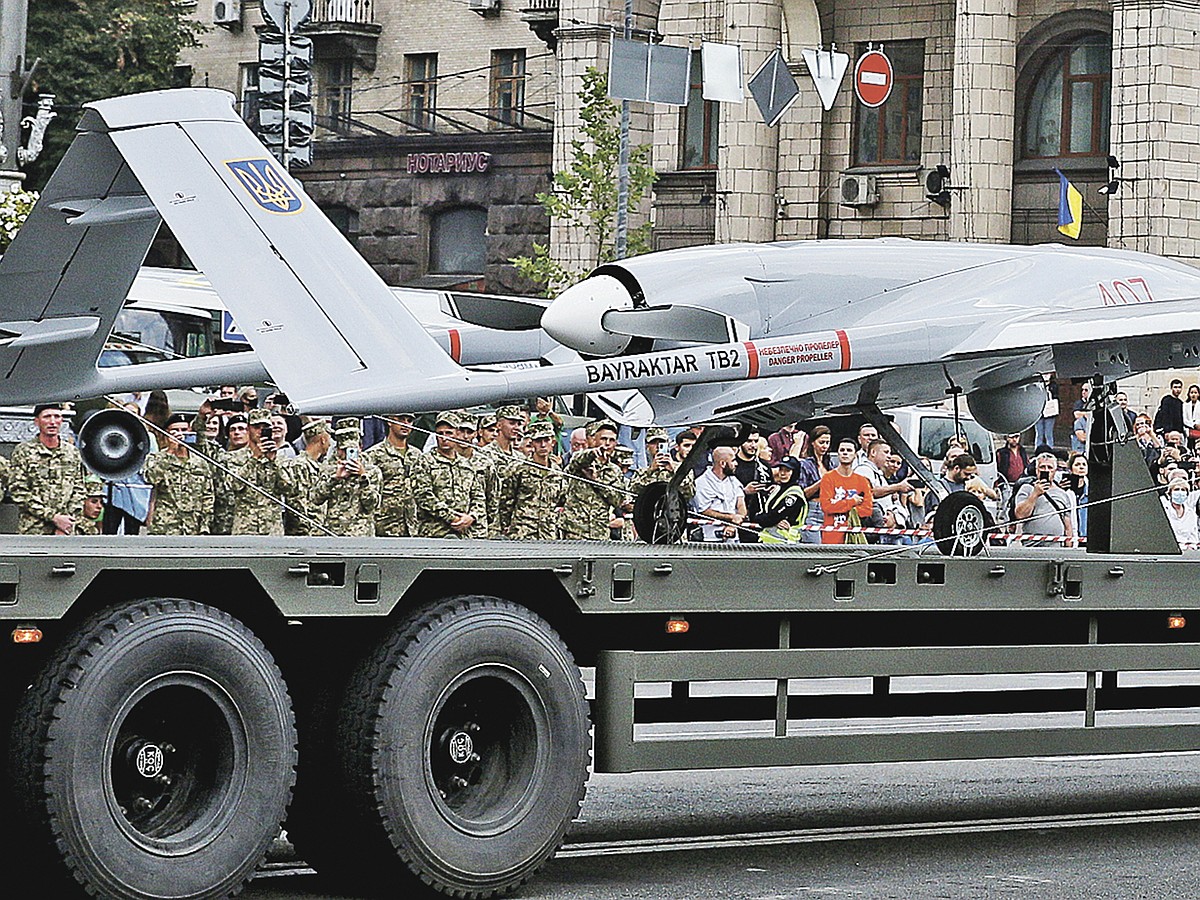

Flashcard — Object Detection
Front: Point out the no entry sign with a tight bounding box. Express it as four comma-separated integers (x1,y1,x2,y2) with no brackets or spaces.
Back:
854,50,893,108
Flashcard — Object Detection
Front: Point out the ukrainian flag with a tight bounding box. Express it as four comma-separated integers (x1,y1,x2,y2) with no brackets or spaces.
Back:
1056,169,1082,240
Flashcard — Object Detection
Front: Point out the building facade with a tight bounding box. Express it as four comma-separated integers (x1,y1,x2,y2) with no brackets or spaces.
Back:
179,0,556,291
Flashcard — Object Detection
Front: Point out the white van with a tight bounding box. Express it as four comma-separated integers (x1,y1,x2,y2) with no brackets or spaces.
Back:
884,404,997,487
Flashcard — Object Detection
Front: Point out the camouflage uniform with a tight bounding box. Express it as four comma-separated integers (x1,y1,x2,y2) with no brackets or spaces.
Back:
630,460,696,504
482,405,526,538
144,449,216,535
412,439,487,539
311,419,382,537
284,454,326,535
462,450,499,537
364,440,418,536
559,448,626,541
8,438,85,535
500,422,565,539
231,413,296,536
75,475,106,536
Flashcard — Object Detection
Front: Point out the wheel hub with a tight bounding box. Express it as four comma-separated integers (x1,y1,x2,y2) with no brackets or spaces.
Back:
135,742,166,779
447,731,474,765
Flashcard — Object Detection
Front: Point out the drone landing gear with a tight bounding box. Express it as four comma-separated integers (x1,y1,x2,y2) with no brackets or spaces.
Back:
932,491,993,557
632,481,687,545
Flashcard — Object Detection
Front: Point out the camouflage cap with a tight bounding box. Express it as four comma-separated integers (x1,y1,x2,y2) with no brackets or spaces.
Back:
456,412,478,431
84,474,106,497
586,418,617,437
527,420,555,441
479,412,498,429
301,419,330,439
247,408,272,427
496,405,525,422
646,427,669,444
435,410,460,428
333,417,361,443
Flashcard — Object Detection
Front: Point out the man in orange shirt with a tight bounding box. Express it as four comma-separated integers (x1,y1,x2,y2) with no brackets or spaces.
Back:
819,438,874,544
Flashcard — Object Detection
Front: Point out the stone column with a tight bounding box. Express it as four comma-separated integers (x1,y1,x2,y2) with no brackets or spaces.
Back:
948,0,1017,243
715,0,781,243
1108,0,1200,265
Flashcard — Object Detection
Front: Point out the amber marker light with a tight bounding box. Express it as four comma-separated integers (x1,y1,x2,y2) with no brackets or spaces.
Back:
12,626,43,644
1168,615,1187,630
665,617,689,635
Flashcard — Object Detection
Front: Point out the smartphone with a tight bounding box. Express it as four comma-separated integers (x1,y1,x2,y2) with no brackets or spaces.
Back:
345,445,360,465
209,397,242,412
182,433,198,445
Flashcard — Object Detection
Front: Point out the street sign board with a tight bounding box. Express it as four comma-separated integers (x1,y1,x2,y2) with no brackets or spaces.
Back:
261,0,312,32
221,310,250,345
801,48,850,112
854,49,893,108
748,49,800,127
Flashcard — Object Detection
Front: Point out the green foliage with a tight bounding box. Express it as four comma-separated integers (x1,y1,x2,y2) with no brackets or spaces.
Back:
24,0,204,188
512,68,657,296
0,188,39,251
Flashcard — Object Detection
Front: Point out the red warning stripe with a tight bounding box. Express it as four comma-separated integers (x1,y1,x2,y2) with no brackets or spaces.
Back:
448,328,462,363
836,329,851,370
744,341,760,379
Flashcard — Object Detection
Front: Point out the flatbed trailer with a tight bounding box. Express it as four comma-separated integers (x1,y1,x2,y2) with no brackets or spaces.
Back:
2,535,1199,899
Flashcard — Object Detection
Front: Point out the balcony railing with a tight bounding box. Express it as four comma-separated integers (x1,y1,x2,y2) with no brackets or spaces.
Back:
310,0,374,26
312,103,554,139
520,0,558,13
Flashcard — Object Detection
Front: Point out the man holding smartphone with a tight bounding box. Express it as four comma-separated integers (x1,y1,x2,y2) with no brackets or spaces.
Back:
231,408,296,535
1012,451,1075,541
312,418,381,537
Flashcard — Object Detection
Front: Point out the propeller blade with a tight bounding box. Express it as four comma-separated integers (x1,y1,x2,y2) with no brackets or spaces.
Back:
590,389,656,427
440,292,550,331
602,305,749,344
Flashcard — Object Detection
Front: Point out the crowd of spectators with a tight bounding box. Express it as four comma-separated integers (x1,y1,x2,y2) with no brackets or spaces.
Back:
5,377,1200,548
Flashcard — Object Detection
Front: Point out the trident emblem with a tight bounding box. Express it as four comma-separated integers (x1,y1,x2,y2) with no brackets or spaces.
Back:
225,158,303,214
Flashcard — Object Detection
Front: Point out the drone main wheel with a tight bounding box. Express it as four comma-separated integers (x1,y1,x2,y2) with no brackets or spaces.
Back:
632,482,686,544
933,492,993,556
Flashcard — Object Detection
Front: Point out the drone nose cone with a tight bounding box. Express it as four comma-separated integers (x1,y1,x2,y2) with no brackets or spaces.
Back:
541,274,634,357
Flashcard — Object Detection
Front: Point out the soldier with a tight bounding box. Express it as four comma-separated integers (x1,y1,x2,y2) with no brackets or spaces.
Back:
364,412,419,537
456,413,499,538
483,405,526,536
501,420,565,540
612,444,637,540
210,412,250,535
144,413,216,535
75,475,106,536
630,426,696,505
586,419,633,527
9,403,85,535
284,419,331,535
560,447,626,540
477,412,498,448
412,411,486,538
311,418,382,537
231,408,296,535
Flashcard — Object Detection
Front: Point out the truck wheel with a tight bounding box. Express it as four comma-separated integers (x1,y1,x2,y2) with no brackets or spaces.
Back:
933,491,993,556
633,481,686,544
9,599,297,900
341,595,590,898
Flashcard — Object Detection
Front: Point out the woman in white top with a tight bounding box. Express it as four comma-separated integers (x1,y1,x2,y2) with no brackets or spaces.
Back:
1161,474,1200,548
1183,384,1200,450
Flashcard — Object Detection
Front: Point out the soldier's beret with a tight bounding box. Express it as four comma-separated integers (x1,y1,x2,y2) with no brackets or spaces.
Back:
495,405,525,422
83,474,106,497
646,427,669,444
586,419,617,437
228,414,248,427
247,408,272,427
166,413,191,428
301,419,330,439
436,410,460,428
528,421,555,441
33,403,63,417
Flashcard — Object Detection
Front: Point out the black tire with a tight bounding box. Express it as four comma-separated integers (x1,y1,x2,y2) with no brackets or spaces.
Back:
632,481,686,544
8,599,297,899
933,491,994,556
339,595,590,898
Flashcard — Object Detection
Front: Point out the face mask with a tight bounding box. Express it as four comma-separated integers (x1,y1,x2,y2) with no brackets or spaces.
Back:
1172,489,1189,506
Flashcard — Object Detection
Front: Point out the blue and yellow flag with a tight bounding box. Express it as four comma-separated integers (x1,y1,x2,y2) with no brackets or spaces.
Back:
1056,169,1082,240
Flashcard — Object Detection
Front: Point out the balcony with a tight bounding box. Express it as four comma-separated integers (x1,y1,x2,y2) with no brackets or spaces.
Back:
519,0,558,49
300,0,382,71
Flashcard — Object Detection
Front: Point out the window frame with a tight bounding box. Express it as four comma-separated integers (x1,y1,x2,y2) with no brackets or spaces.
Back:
1021,33,1111,160
321,58,355,133
490,49,526,127
429,206,489,275
679,49,719,170
851,41,925,168
406,53,438,132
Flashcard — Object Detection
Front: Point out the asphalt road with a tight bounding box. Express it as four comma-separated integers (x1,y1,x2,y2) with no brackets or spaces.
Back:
245,752,1200,900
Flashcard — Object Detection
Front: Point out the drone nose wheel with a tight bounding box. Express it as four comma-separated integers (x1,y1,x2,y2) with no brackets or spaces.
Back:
632,482,686,545
932,492,993,556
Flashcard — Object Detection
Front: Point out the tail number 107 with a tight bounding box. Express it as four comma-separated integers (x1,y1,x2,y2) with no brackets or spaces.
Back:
1098,277,1153,306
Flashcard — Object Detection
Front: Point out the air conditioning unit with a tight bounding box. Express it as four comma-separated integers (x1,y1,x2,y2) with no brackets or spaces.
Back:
839,173,879,207
469,0,501,15
213,0,242,26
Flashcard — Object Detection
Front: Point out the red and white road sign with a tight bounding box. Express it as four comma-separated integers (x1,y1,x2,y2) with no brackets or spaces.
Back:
854,50,893,108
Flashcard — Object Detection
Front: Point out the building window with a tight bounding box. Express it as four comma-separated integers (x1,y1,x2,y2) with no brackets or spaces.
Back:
853,42,924,166
430,207,487,274
681,49,719,169
406,53,438,131
320,58,355,132
1023,34,1111,159
239,63,260,127
323,205,360,247
491,49,526,127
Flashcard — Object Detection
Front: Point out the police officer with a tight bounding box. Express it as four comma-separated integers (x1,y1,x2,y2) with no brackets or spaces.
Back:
412,411,486,538
500,420,564,540
364,412,419,537
311,417,382,537
231,408,296,535
9,403,85,535
144,413,215,535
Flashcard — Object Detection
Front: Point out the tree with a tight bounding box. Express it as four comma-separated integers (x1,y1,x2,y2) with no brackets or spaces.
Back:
23,0,203,188
512,68,657,296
